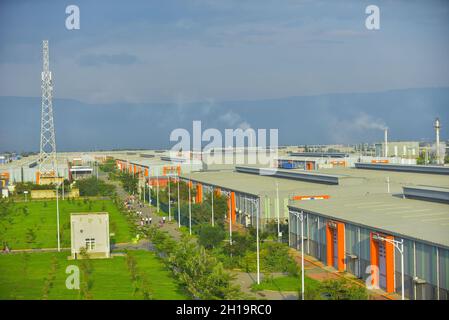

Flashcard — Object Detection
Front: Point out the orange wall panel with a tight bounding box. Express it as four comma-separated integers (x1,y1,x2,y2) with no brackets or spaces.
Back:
230,192,236,223
385,235,395,293
196,183,203,203
337,222,345,271
326,223,333,267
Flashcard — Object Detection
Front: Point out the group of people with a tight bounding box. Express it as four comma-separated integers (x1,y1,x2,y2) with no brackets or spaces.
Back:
124,195,167,229
140,216,152,226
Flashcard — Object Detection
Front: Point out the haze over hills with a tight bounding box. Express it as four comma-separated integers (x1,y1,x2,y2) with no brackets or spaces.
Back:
1,87,448,153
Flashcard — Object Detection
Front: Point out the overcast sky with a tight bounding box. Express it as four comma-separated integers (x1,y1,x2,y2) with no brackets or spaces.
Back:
1,0,448,104
0,1,448,152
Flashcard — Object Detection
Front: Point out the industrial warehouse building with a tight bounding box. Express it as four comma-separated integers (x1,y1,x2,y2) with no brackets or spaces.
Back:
173,163,449,300
287,167,449,300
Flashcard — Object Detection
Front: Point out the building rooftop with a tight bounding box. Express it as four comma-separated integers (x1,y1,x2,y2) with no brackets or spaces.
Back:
289,192,449,249
183,167,449,248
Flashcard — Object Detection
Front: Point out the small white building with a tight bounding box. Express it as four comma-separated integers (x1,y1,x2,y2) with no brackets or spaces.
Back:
70,212,110,259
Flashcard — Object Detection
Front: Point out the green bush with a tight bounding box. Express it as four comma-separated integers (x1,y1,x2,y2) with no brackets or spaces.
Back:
76,177,116,197
320,278,368,300
197,224,225,249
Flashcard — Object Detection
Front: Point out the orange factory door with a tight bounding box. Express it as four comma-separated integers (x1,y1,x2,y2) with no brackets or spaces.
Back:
370,233,395,293
326,221,345,272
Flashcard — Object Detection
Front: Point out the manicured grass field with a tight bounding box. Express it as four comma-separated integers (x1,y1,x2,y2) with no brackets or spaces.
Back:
0,199,133,249
251,274,321,293
0,250,188,300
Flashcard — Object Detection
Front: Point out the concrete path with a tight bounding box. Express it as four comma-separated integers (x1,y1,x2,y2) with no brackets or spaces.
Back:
232,271,299,300
102,173,184,242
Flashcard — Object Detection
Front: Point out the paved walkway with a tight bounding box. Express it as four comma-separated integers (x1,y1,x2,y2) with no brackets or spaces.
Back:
232,272,299,300
102,173,184,242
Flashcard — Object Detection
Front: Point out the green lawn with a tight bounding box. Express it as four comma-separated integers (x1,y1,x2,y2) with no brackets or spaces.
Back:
0,250,188,300
251,274,321,293
0,199,133,249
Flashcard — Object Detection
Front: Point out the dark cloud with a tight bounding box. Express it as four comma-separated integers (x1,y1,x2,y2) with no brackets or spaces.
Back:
1,87,448,152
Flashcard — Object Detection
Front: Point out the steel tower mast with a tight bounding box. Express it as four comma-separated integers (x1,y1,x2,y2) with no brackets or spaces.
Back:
38,40,58,179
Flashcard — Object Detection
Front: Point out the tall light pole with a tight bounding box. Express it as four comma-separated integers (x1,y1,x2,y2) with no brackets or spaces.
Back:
291,210,305,300
56,182,61,252
168,176,171,221
256,197,260,285
211,187,215,227
156,171,160,213
229,196,232,246
177,176,181,228
148,179,152,207
374,234,405,300
188,177,192,235
247,196,261,284
276,181,280,242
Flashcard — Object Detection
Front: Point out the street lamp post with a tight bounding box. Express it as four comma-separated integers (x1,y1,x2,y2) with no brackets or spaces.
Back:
188,177,192,235
56,183,61,252
276,181,280,242
247,196,261,285
177,176,181,228
375,234,405,300
256,198,260,284
156,172,160,213
168,176,171,221
290,210,305,300
222,190,232,246
148,180,152,207
211,186,215,227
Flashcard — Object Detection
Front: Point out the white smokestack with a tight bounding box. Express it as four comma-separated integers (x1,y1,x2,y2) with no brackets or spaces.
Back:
384,128,388,157
435,118,441,165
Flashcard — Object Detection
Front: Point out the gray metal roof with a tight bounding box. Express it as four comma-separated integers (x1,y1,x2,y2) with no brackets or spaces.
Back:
183,167,449,248
236,166,340,185
289,193,449,249
355,162,449,175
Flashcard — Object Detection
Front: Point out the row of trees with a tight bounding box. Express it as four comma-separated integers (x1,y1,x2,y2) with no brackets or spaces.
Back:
146,227,246,299
99,159,116,173
117,172,138,194
14,180,71,194
124,173,369,300
76,177,116,197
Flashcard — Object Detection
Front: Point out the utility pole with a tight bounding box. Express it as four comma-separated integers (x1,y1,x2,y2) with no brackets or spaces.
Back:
211,187,215,227
56,183,61,252
156,171,160,213
292,210,305,300
229,201,232,245
276,181,280,242
148,175,152,207
177,176,181,228
256,198,260,284
168,176,171,221
188,177,192,235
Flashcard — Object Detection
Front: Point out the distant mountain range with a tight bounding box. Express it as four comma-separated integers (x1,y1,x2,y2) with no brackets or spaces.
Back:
1,87,448,152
